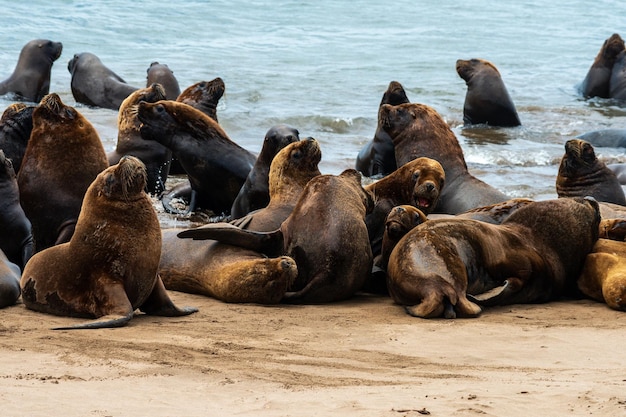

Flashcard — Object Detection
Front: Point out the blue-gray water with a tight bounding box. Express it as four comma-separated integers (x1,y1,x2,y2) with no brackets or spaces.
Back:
2,0,626,224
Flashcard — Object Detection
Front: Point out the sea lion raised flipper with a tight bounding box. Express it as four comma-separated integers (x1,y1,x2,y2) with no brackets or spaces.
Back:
468,277,524,306
177,223,284,256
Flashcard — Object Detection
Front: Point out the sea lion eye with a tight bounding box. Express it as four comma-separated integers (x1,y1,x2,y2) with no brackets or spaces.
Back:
292,150,302,159
412,171,420,181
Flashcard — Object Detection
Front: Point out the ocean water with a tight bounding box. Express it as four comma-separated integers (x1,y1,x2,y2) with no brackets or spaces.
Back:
2,0,626,224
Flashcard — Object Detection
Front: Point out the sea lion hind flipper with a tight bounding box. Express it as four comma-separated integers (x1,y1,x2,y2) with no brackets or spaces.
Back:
468,278,523,306
177,223,284,255
404,290,445,318
139,276,198,317
52,313,134,330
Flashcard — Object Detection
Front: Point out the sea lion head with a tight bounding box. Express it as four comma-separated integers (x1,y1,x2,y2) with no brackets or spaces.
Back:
456,58,500,82
263,124,300,157
408,157,445,214
559,139,598,177
384,205,427,241
176,77,226,121
34,93,84,128
269,137,322,189
602,33,625,62
119,83,166,131
25,39,63,64
380,81,410,106
100,156,147,201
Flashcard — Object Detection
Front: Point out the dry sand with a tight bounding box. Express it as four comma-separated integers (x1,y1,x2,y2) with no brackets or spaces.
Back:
1,292,625,417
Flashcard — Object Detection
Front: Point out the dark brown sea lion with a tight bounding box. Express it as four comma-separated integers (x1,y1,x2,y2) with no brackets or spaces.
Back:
0,103,34,172
0,249,21,308
67,52,139,110
609,50,626,100
0,150,33,269
107,83,170,195
581,33,625,99
355,81,410,177
179,169,374,304
387,197,600,319
18,93,108,253
230,124,300,219
380,102,509,214
176,77,225,121
0,39,63,102
364,157,445,257
578,238,626,311
556,138,626,205
138,99,256,215
456,58,521,127
20,156,198,329
146,62,180,100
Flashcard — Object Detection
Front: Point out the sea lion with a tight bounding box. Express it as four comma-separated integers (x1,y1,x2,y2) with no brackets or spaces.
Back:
556,138,626,205
578,239,626,311
146,62,180,100
386,197,600,319
355,81,410,177
179,169,374,304
67,52,139,110
364,157,445,257
230,124,300,219
609,50,626,100
0,150,33,269
0,103,34,172
138,99,256,215
107,83,171,195
0,249,21,308
577,128,626,148
608,163,626,185
581,33,625,99
0,39,63,102
20,156,198,329
456,58,521,127
176,77,225,121
379,102,509,214
18,93,108,253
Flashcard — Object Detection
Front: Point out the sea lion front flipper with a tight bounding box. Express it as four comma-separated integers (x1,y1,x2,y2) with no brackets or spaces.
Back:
468,278,523,306
52,280,134,330
139,275,198,316
177,223,284,256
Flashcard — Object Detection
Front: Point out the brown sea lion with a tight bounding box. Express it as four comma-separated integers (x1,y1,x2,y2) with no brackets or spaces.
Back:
380,102,509,214
0,150,33,269
578,239,626,311
0,249,21,308
138,99,255,215
364,157,445,257
456,58,521,127
176,77,225,121
609,50,626,100
556,139,626,205
356,81,410,177
179,169,374,304
0,39,63,102
377,205,428,273
146,62,180,100
387,197,600,319
20,156,198,329
107,83,171,195
230,124,300,219
0,103,34,173
18,93,108,253
581,33,626,99
67,52,139,110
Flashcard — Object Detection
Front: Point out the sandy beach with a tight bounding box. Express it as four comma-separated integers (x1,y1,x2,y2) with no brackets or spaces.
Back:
1,291,625,416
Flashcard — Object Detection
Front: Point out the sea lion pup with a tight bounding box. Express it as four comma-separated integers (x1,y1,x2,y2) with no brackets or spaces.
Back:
556,138,626,205
578,239,626,311
179,169,374,304
18,93,108,253
0,249,21,308
0,150,33,269
176,77,225,121
0,103,34,172
380,102,509,214
364,157,444,257
609,50,626,100
230,124,300,219
146,62,180,100
107,83,171,195
0,39,63,102
20,156,198,329
356,80,410,177
138,99,256,215
387,197,601,319
67,52,139,110
456,58,521,127
581,33,626,99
